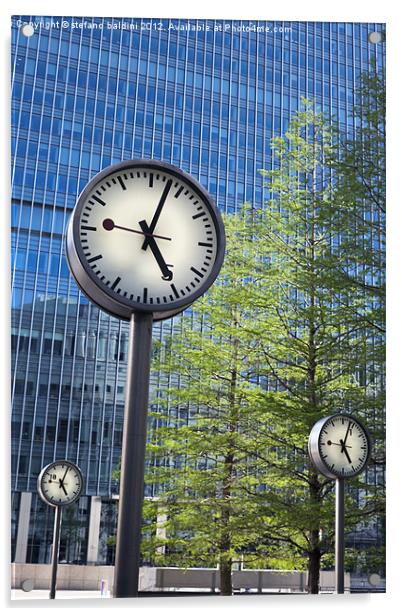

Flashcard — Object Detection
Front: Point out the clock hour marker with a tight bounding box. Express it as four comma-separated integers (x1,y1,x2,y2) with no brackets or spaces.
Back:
174,186,184,198
117,175,127,190
81,225,97,231
149,173,154,187
143,288,148,303
191,266,204,278
92,195,106,206
192,211,206,220
87,254,103,264
111,277,121,290
170,283,180,299
198,242,213,247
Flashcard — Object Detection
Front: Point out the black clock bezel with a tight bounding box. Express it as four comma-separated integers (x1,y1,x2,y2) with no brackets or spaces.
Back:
37,460,84,507
65,159,226,322
308,414,371,479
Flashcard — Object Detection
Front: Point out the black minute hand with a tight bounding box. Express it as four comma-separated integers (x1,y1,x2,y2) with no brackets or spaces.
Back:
141,179,173,251
139,220,173,281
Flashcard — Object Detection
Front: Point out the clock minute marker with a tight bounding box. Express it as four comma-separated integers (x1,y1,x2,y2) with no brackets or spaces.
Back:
117,175,127,190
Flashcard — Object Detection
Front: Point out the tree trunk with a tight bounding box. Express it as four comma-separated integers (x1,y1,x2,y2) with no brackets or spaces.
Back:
307,468,322,593
308,541,321,594
306,160,322,595
217,326,238,597
219,555,233,595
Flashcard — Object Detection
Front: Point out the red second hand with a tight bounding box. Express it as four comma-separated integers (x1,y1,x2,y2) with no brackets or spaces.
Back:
102,218,171,241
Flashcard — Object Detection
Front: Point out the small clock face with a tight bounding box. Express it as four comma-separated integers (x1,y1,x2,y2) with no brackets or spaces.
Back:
66,160,225,321
309,415,371,479
38,461,83,507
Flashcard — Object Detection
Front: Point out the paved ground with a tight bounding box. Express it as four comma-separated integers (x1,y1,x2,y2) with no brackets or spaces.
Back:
11,589,112,600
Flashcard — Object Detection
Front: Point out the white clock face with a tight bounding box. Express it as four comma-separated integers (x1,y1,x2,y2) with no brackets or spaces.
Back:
317,416,370,478
38,461,83,506
67,161,225,320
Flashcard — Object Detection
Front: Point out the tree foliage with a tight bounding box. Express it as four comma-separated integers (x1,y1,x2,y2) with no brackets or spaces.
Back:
135,73,385,594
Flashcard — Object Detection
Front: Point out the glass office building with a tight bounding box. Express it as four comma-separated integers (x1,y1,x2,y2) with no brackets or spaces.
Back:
11,16,385,567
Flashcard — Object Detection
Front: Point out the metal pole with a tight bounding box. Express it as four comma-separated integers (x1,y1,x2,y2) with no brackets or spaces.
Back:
49,506,62,599
335,478,345,594
114,311,153,598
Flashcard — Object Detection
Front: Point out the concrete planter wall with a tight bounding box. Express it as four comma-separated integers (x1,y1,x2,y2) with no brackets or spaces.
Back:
11,563,350,593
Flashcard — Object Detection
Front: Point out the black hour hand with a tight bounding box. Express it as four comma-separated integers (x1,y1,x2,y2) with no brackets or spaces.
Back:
59,479,68,496
340,439,352,464
138,220,173,281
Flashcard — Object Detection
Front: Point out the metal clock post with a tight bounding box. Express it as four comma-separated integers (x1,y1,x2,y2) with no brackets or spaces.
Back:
308,414,371,594
113,310,154,597
66,159,226,598
37,460,84,599
335,475,345,593
49,506,62,600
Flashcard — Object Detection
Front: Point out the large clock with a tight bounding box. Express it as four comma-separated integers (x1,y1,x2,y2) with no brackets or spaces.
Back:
308,414,371,479
66,160,226,321
37,460,84,507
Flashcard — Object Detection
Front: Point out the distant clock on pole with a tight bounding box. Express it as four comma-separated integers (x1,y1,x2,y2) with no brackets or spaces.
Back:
308,414,371,479
37,460,84,507
66,159,226,321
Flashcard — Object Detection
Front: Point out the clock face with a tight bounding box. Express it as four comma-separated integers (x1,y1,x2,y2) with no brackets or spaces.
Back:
309,415,371,479
66,160,225,321
38,461,83,507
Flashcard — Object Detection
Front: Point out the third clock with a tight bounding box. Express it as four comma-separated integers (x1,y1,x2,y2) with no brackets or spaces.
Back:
308,414,371,479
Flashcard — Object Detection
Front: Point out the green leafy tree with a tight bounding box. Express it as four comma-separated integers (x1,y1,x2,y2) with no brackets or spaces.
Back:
139,99,385,594
145,210,287,595
330,65,386,575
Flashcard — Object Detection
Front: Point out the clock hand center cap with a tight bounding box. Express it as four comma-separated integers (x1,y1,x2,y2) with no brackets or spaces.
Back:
103,218,115,231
